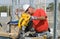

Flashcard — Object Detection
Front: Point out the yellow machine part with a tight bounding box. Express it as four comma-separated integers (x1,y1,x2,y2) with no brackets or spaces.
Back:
18,13,31,29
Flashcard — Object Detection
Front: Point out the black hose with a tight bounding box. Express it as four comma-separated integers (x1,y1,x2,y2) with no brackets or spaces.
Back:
0,23,2,27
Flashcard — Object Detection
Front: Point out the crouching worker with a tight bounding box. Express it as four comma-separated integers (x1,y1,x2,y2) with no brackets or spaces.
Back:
22,4,51,39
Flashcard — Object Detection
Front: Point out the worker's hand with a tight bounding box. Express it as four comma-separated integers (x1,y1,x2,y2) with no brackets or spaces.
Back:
15,9,19,15
16,9,19,12
15,12,18,15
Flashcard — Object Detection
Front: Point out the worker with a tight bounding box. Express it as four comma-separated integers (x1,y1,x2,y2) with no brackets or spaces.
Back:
23,4,51,38
7,9,24,24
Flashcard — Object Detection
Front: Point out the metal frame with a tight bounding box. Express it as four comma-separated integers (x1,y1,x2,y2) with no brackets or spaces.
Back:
54,0,58,39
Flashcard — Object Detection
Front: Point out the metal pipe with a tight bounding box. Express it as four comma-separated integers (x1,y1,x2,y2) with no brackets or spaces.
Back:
29,0,33,6
53,0,58,39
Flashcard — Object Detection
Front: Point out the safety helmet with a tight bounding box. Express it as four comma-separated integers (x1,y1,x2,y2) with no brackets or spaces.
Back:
23,4,30,11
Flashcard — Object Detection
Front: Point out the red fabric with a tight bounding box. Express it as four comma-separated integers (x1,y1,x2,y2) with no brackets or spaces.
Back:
32,9,48,32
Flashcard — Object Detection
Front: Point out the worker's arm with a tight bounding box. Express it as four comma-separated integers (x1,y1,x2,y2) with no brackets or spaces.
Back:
31,16,47,20
15,9,20,19
37,16,47,20
31,9,47,20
